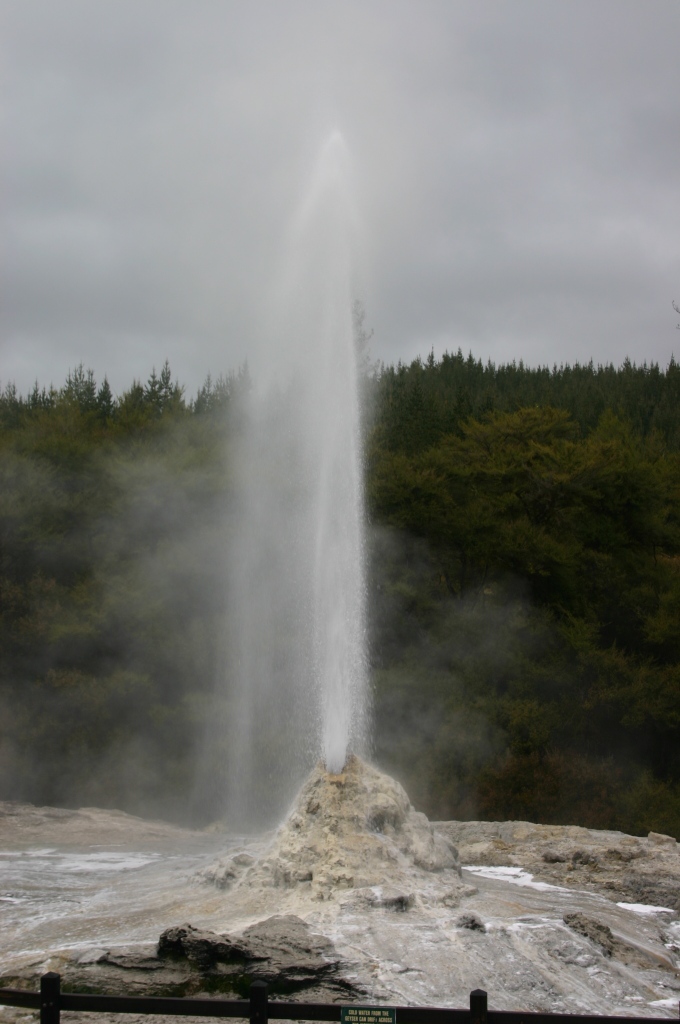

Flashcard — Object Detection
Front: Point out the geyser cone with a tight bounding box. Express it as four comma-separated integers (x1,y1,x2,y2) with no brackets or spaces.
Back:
199,756,464,901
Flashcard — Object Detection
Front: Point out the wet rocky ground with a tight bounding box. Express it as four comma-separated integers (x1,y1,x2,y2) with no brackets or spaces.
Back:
436,819,680,914
1,767,679,1022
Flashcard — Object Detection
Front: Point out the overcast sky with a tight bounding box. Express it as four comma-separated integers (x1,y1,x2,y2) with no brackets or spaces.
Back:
2,0,680,399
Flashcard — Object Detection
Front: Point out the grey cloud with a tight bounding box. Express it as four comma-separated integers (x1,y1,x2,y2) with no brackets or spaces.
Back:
2,0,679,395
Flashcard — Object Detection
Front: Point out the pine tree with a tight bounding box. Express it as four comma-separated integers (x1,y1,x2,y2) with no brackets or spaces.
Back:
97,376,114,420
63,365,97,412
145,368,162,413
159,359,174,411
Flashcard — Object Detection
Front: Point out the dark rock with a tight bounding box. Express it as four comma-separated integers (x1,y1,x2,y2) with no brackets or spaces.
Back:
596,873,680,913
542,850,566,863
563,913,614,956
562,912,669,969
16,915,364,1001
104,947,171,971
240,915,339,984
620,874,680,913
456,913,485,932
56,942,197,997
158,924,257,969
156,915,361,996
571,850,599,867
604,848,636,863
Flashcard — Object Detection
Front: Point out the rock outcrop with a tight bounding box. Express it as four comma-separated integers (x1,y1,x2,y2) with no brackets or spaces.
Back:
436,818,680,911
3,915,363,1001
156,914,361,996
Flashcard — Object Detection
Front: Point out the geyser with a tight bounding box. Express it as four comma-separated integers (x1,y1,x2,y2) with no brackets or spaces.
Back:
211,133,369,825
302,134,367,775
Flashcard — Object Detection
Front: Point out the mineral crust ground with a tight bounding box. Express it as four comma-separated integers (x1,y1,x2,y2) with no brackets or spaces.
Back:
1,760,679,1019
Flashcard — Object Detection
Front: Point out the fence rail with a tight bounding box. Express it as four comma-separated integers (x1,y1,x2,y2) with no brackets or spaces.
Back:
0,974,677,1024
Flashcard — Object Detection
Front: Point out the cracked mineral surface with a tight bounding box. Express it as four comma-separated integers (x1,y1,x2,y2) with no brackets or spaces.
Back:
1,758,679,1021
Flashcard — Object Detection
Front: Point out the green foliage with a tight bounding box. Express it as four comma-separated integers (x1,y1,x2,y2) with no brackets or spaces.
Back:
2,352,680,835
0,363,237,820
368,369,680,836
369,350,680,453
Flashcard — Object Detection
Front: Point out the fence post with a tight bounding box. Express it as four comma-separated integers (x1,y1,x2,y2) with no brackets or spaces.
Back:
40,972,60,1024
470,988,487,1024
250,980,268,1024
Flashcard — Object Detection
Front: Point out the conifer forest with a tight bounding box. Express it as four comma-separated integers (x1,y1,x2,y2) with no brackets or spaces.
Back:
2,351,679,837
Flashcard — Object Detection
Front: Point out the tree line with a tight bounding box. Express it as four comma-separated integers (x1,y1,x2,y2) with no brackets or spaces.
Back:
1,352,679,836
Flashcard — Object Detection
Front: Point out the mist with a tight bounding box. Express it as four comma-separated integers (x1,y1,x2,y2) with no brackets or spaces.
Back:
0,403,233,823
3,343,680,841
196,134,370,830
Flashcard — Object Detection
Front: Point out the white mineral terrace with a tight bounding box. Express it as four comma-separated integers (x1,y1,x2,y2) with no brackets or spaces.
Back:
1,760,679,1020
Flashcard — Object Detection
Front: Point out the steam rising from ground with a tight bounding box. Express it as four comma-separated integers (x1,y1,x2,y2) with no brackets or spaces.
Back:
216,133,369,826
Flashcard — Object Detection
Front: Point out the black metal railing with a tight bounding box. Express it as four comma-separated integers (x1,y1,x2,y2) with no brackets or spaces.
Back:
0,974,677,1024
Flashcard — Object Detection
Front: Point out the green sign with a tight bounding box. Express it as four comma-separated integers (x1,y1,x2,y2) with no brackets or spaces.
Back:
341,1007,396,1024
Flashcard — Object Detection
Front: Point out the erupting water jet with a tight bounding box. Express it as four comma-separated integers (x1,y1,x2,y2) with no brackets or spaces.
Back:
209,132,369,827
